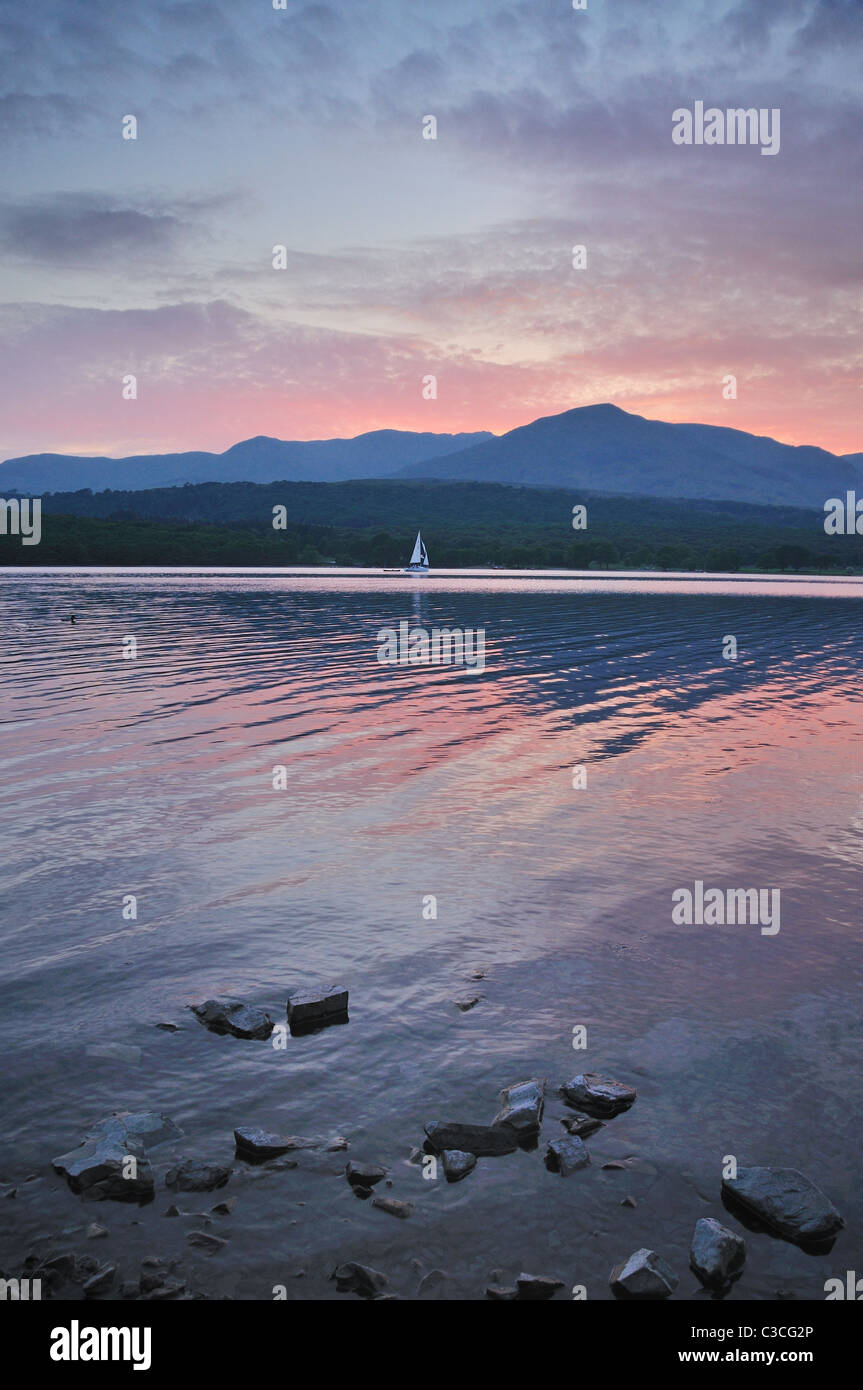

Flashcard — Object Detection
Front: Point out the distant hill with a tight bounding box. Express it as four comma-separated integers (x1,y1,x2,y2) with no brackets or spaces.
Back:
3,404,859,508
396,404,862,508
0,429,493,493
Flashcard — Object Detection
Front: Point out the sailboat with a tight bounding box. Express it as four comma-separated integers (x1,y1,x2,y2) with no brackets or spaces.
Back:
403,530,429,575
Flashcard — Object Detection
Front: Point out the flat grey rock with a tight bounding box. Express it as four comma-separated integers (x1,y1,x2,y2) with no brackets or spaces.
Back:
372,1196,413,1219
424,1121,517,1157
233,1127,298,1160
441,1149,477,1182
560,1072,637,1116
287,985,348,1029
332,1261,388,1297
191,998,274,1040
165,1160,232,1193
493,1078,546,1136
690,1217,746,1287
86,1112,182,1150
52,1135,154,1203
610,1248,678,1299
722,1167,844,1245
486,1284,517,1300
546,1135,590,1175
516,1273,565,1300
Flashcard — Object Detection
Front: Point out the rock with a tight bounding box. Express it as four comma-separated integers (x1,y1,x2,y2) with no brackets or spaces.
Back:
165,1161,232,1193
325,1136,349,1152
545,1135,590,1175
86,1223,108,1239
486,1284,518,1300
190,998,274,1040
372,1196,413,1219
140,1280,185,1300
212,1197,236,1215
610,1249,678,1299
82,1263,116,1297
516,1273,565,1300
155,1022,181,1032
561,1113,604,1138
453,997,480,1012
287,985,348,1031
416,1269,462,1300
187,1231,227,1255
332,1262,388,1298
424,1122,517,1157
346,1161,386,1188
493,1078,546,1137
119,1281,140,1299
690,1217,746,1287
722,1167,844,1245
602,1160,629,1171
87,1112,182,1150
234,1127,299,1161
621,1196,638,1209
86,1043,142,1064
441,1149,476,1183
39,1253,76,1283
164,1204,181,1217
560,1073,637,1116
408,1147,424,1165
52,1135,154,1203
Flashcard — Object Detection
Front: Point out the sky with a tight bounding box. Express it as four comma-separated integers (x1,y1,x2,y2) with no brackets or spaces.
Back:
0,0,860,461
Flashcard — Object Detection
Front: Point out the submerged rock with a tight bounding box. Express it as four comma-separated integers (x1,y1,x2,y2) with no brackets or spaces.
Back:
87,1112,182,1149
441,1149,477,1183
453,996,480,1012
325,1136,349,1152
287,985,348,1031
86,1043,142,1064
560,1113,604,1139
424,1122,517,1157
486,1284,518,1300
493,1078,546,1137
233,1128,298,1161
610,1249,678,1299
191,998,274,1040
212,1197,236,1215
722,1167,844,1245
332,1262,388,1298
86,1223,108,1240
372,1196,413,1219
516,1273,565,1300
82,1263,116,1297
560,1073,637,1116
690,1217,746,1287
186,1231,226,1255
346,1161,386,1188
165,1160,232,1193
545,1135,590,1175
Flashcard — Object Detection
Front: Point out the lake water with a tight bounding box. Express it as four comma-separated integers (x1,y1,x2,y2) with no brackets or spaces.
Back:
1,569,862,1301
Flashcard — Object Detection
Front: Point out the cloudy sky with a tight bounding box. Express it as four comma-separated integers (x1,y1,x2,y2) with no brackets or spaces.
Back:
0,0,860,460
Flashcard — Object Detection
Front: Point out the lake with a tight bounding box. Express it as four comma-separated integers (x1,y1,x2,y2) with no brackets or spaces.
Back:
1,568,861,1300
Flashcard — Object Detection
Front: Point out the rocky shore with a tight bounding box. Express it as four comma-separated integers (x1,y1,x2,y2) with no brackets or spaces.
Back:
0,983,847,1302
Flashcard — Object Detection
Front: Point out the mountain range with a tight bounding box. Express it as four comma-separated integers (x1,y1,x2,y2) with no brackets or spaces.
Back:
2,404,859,508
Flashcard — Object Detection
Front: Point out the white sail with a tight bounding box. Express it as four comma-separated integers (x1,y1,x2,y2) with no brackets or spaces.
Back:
408,531,429,568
